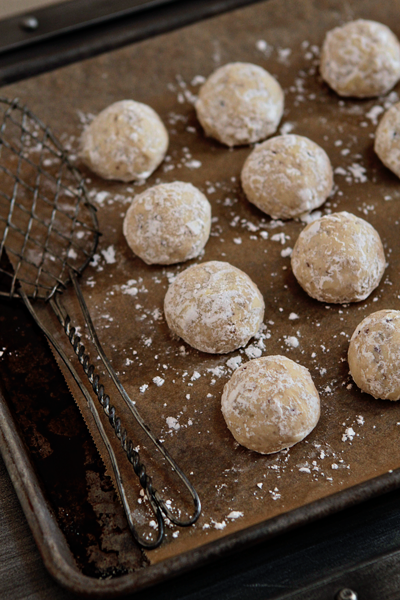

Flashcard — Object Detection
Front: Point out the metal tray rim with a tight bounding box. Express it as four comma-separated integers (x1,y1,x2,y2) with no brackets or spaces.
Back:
2,384,400,598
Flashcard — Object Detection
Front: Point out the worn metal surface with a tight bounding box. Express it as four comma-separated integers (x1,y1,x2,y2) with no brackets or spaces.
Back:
2,0,400,594
0,0,181,55
0,0,266,85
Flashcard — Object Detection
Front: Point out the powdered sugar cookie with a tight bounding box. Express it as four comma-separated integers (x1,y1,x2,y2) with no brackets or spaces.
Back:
80,100,168,181
221,355,320,454
241,134,333,219
291,212,386,303
374,102,400,178
123,182,211,265
164,261,264,354
320,19,400,98
348,310,400,401
195,62,284,147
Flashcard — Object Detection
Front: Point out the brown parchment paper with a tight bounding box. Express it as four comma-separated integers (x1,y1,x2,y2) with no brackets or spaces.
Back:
4,0,400,567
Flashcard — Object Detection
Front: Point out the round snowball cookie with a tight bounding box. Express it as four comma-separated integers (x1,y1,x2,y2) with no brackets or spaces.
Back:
374,102,400,178
320,19,400,98
123,182,211,265
164,261,264,354
291,212,386,304
80,100,169,182
241,134,333,219
348,310,400,401
195,62,284,147
221,355,320,454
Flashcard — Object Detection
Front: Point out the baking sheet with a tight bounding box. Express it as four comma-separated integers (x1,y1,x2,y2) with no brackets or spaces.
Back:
2,0,400,573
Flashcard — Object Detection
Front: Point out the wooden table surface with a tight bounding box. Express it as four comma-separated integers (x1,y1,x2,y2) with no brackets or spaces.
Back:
0,454,72,600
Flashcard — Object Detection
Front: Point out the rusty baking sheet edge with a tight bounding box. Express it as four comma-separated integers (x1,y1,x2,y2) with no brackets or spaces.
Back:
2,382,400,598
0,0,266,85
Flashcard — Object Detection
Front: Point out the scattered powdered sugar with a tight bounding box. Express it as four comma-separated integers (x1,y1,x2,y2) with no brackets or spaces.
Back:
101,245,117,264
271,232,289,244
226,355,242,370
94,190,110,205
269,488,281,500
212,520,226,530
281,247,292,257
334,163,367,184
173,74,199,105
76,109,95,125
166,416,180,431
280,121,295,135
300,210,323,224
255,39,273,57
347,163,367,183
299,466,311,474
245,345,263,359
284,336,300,348
180,147,202,169
148,520,158,530
342,427,356,442
227,511,244,519
268,219,285,229
185,159,202,169
207,366,226,378
365,105,384,125
191,74,206,86
153,376,165,387
121,280,139,296
277,48,292,63
383,90,400,110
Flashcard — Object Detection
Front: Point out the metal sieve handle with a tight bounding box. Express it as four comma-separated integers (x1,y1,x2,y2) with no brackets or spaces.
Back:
19,275,201,549
66,268,201,528
0,96,201,548
20,288,165,548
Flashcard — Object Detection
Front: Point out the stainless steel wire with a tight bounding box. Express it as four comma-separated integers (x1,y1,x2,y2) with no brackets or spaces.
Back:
0,97,201,549
0,97,99,300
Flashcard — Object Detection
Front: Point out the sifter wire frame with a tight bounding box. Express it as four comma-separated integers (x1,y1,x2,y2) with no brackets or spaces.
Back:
0,97,201,549
0,96,99,301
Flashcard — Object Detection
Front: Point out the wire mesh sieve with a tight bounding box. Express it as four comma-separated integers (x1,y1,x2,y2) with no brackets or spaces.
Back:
0,97,98,300
0,97,201,549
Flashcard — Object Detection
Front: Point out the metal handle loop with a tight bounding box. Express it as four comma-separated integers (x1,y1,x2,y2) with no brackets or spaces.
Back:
20,288,164,549
65,268,201,527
